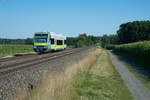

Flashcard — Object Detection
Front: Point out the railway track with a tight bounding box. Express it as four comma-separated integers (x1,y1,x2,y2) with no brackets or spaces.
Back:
0,47,90,78
0,49,73,63
0,49,75,69
0,53,36,63
0,48,80,66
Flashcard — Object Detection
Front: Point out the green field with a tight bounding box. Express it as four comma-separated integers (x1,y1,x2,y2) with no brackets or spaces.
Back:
0,45,33,57
106,41,150,70
113,41,150,58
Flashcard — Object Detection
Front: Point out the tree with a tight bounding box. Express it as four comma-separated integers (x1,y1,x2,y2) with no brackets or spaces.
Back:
117,21,150,44
77,34,88,47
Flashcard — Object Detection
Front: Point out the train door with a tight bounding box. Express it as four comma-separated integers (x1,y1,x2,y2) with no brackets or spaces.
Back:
50,34,55,50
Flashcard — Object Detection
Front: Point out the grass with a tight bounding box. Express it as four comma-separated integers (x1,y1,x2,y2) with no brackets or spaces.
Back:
73,49,133,100
0,45,34,57
15,47,133,100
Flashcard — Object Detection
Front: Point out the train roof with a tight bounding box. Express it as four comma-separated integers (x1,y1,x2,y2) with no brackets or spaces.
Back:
35,32,49,34
50,32,66,40
34,32,66,39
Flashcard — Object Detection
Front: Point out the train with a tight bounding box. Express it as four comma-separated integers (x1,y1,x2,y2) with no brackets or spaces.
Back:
33,32,67,53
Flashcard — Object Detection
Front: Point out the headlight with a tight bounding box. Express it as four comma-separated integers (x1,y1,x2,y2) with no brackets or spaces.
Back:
44,46,48,48
34,46,37,48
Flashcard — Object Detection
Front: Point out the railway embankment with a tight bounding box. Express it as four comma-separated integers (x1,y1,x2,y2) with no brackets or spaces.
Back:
0,47,91,100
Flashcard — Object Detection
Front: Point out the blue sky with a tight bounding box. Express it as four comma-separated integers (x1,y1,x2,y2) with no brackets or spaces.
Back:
0,0,150,39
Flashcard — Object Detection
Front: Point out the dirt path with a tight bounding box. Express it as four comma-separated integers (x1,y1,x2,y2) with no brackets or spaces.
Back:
108,51,150,100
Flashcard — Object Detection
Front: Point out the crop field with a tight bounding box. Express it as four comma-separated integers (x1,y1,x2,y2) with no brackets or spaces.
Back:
0,45,33,57
107,41,150,70
114,41,150,57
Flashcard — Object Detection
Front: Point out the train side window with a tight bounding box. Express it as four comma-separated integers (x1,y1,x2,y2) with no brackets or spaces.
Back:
64,40,66,44
51,38,54,44
57,40,63,45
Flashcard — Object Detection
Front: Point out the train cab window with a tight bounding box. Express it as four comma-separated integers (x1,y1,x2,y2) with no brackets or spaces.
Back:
51,38,54,44
35,38,47,43
57,40,63,45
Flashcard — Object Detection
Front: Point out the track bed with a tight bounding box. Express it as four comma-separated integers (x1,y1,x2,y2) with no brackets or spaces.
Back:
0,47,92,100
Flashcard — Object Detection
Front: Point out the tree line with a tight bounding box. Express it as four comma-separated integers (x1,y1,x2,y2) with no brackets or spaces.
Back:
101,21,150,45
0,34,101,47
67,34,101,47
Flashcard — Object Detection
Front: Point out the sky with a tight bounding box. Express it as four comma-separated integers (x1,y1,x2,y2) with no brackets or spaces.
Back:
0,0,150,39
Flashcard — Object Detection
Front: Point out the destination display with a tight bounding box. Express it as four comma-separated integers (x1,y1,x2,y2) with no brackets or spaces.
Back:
35,34,48,38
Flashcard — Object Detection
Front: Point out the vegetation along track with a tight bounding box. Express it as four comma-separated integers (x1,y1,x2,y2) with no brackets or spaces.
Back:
0,47,90,78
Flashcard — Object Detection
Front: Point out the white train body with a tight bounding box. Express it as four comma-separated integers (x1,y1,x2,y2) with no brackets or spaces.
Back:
33,32,67,53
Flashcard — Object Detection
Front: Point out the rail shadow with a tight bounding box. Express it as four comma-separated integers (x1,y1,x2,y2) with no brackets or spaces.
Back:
14,53,35,57
111,50,150,80
37,49,63,55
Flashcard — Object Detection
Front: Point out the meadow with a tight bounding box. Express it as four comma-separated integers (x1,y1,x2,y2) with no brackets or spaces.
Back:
0,45,33,57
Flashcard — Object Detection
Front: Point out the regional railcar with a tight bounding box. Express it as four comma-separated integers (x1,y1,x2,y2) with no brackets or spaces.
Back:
33,32,67,53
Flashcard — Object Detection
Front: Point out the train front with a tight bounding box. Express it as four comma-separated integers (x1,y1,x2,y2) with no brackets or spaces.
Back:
33,32,50,53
